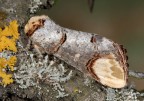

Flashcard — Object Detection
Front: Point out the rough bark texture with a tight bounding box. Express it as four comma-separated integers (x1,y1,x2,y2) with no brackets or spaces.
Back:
0,0,144,101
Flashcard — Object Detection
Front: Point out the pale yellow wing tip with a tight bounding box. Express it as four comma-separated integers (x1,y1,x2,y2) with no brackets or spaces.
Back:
91,53,127,88
103,80,127,88
24,15,48,36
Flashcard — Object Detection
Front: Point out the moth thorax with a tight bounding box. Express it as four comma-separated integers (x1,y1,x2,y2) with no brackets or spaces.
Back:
91,54,126,88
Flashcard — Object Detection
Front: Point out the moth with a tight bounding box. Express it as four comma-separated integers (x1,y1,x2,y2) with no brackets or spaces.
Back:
24,15,128,88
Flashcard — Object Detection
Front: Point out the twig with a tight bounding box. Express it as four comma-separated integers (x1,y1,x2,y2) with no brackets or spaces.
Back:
129,70,144,79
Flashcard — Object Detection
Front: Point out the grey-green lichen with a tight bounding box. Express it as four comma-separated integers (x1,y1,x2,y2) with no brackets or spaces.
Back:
106,86,144,101
14,42,73,98
29,0,42,13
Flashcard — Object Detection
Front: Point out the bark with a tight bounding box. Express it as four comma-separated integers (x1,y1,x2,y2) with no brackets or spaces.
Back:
0,0,144,101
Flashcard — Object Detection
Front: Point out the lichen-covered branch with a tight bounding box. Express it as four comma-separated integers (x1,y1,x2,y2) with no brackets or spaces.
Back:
24,15,129,88
0,0,144,100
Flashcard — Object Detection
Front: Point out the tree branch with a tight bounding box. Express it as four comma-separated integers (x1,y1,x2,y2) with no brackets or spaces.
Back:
0,0,143,100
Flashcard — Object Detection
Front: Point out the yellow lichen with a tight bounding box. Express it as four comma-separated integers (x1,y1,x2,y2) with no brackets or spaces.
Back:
7,56,17,71
0,20,19,52
0,58,7,68
0,20,19,39
0,69,13,86
0,20,19,86
0,36,17,52
0,56,17,86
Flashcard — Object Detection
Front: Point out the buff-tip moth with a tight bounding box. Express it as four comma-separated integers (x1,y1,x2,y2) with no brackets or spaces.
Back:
24,15,128,88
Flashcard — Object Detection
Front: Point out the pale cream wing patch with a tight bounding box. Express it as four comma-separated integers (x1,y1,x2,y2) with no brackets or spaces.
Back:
92,55,126,88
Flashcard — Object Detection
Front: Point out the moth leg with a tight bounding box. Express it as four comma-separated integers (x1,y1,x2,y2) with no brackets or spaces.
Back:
26,39,45,58
33,44,44,58
25,39,32,50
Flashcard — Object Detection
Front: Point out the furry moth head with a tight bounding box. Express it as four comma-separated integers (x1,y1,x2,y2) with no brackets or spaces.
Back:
24,15,48,37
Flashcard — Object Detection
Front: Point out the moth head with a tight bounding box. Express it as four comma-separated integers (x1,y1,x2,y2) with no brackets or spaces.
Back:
24,15,48,37
90,53,127,88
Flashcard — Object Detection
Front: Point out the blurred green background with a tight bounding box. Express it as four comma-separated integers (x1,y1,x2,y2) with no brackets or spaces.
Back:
37,0,144,90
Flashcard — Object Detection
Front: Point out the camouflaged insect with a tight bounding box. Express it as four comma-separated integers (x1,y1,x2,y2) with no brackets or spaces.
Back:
25,15,128,88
